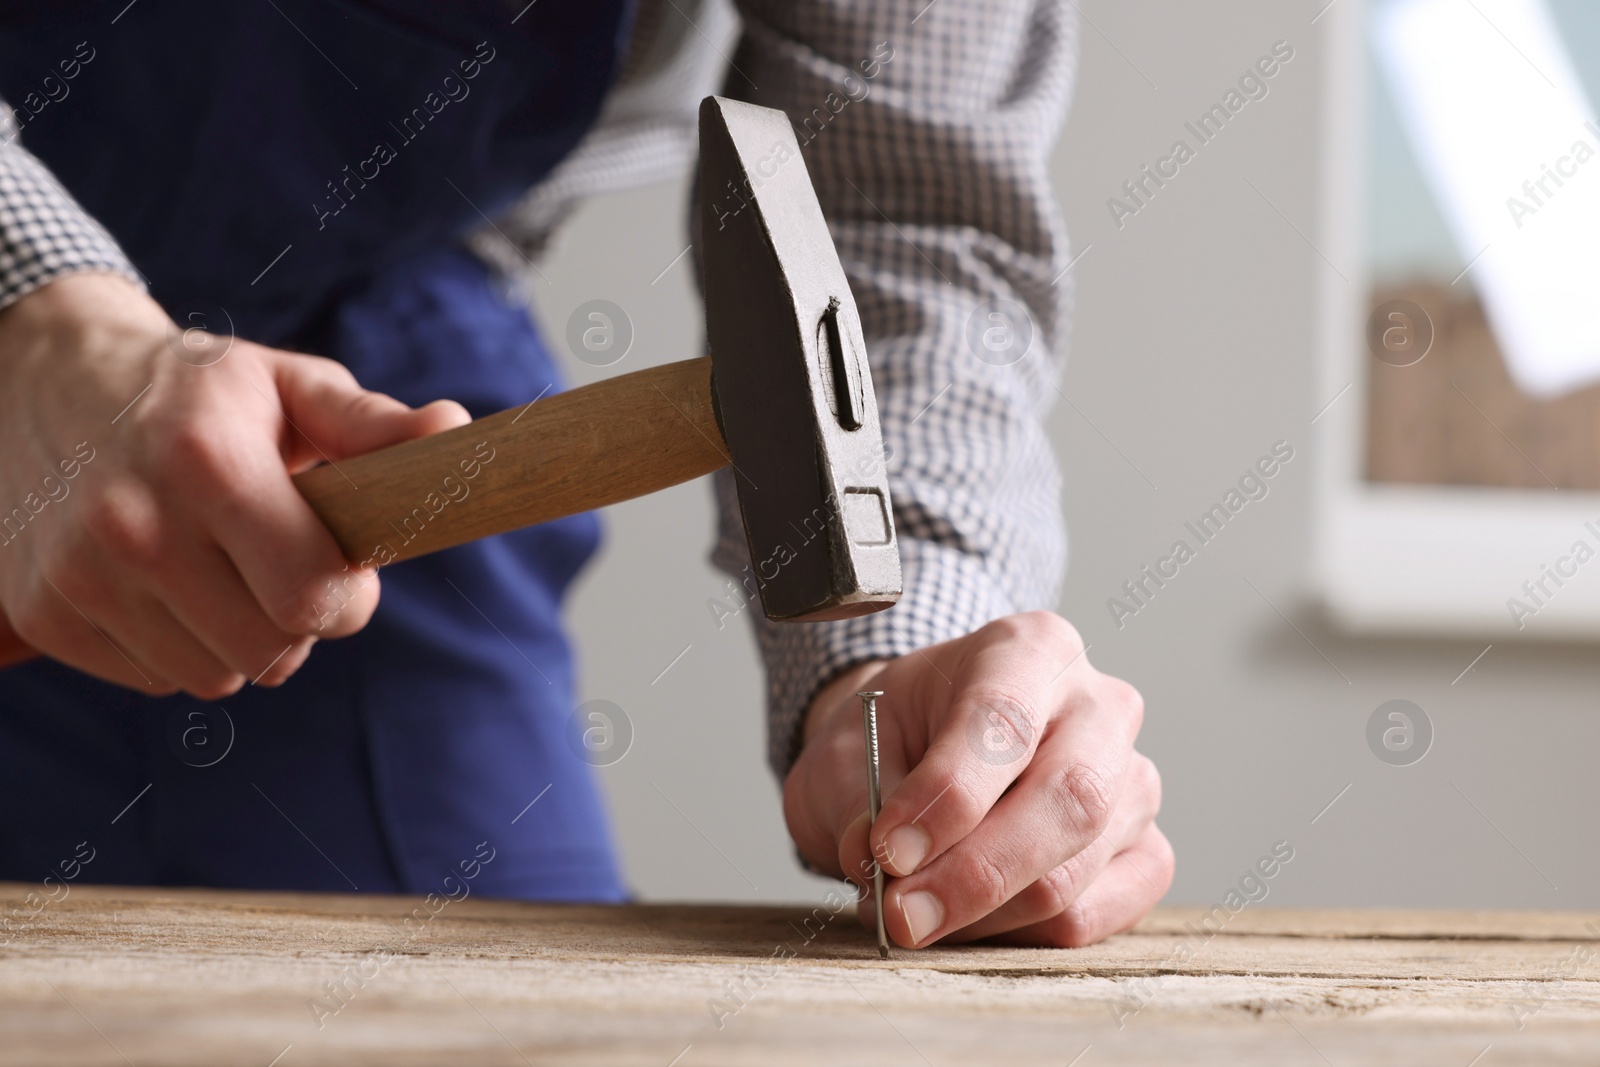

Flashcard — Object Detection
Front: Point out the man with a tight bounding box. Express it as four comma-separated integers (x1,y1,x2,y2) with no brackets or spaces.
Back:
0,0,1170,949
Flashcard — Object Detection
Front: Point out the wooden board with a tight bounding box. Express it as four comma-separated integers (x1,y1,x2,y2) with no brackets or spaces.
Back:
3,882,1600,1065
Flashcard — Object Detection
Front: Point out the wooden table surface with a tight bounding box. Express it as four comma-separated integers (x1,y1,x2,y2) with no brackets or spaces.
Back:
3,883,1599,1066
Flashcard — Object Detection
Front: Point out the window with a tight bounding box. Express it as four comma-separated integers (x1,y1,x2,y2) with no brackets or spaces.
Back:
1315,0,1600,635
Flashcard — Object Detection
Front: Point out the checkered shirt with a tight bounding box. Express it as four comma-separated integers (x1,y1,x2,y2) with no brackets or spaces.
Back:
0,0,1079,781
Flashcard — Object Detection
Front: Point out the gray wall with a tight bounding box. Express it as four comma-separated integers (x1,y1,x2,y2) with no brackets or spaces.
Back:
527,0,1600,909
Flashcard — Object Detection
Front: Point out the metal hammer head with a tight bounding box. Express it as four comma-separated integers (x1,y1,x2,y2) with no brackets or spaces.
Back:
698,96,902,622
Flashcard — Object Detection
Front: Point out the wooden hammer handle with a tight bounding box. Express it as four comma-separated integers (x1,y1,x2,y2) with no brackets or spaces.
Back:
294,356,727,565
0,356,727,671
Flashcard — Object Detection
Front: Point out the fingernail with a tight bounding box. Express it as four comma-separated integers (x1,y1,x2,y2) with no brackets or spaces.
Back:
883,824,930,875
897,890,943,947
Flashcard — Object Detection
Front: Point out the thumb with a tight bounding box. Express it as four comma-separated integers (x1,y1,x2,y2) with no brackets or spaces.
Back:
267,349,472,466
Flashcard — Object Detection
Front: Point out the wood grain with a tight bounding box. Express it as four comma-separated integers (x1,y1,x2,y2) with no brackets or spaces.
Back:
3,883,1599,1065
294,356,727,566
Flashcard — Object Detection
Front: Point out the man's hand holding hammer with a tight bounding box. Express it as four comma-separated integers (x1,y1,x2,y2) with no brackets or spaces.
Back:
0,273,469,693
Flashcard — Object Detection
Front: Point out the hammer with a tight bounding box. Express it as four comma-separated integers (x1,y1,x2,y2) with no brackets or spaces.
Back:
292,95,903,621
0,97,901,667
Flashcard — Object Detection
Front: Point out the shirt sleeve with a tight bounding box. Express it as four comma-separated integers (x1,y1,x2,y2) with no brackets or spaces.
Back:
705,0,1080,779
0,105,144,310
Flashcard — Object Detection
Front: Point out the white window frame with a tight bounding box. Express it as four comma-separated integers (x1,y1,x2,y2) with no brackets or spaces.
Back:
1313,0,1600,638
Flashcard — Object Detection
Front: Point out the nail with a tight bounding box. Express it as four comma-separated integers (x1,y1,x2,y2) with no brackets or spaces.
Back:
883,824,930,875
897,890,943,947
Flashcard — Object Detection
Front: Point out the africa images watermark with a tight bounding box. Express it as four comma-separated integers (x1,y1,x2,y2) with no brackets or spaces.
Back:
2,40,95,144
706,442,893,630
1504,519,1600,630
1109,839,1296,1029
706,851,888,1033
706,886,855,1031
0,840,96,946
313,41,498,230
1505,120,1600,230
705,41,895,232
1106,39,1296,230
0,441,97,548
1108,440,1295,630
308,438,497,632
307,839,497,1030
1508,927,1600,1031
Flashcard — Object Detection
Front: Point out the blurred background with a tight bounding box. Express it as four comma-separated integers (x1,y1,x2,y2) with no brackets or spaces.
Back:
525,0,1600,909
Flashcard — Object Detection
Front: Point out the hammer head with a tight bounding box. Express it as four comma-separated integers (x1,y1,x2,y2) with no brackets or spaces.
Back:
698,96,902,622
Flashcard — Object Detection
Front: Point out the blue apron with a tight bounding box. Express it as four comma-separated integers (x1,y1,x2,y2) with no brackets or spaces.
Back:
0,0,633,900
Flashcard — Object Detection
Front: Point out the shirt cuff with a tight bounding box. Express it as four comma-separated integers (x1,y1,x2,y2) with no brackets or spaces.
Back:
0,137,144,311
713,462,1021,780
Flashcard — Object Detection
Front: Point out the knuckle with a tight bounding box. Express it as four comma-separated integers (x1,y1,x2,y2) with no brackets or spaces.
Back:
1034,862,1080,918
6,586,60,646
83,485,162,566
1148,825,1177,888
1102,674,1145,731
1054,895,1100,948
965,683,1045,753
964,848,1016,910
345,389,395,422
899,768,985,835
270,580,337,635
322,580,375,635
1132,753,1163,816
185,672,245,701
940,771,990,829
161,422,235,482
1034,609,1083,648
302,352,359,386
293,353,367,405
1010,610,1083,652
253,637,312,686
818,726,858,772
275,569,376,636
1055,761,1115,839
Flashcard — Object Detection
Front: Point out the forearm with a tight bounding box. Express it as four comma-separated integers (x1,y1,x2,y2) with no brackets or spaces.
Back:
707,0,1080,780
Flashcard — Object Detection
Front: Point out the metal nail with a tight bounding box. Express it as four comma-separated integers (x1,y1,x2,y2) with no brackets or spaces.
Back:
858,690,888,960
